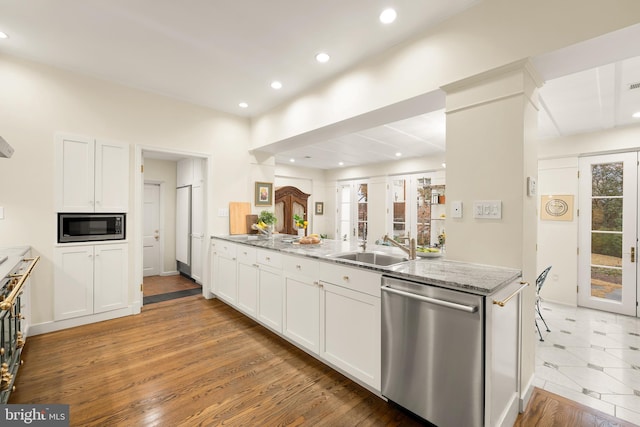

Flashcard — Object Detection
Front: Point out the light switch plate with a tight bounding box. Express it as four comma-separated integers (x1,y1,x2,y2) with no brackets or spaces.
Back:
217,208,229,217
473,200,501,219
451,201,462,218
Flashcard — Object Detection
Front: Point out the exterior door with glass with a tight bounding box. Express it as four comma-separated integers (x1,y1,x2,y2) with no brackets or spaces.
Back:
578,153,638,316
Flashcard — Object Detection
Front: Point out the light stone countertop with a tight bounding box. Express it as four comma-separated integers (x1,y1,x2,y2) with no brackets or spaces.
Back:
0,246,31,280
212,235,521,296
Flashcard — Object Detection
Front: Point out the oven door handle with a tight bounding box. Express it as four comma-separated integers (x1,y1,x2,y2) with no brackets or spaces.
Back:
382,285,478,313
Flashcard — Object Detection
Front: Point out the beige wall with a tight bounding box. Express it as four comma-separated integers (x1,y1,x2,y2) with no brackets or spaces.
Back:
143,158,178,274
0,53,252,325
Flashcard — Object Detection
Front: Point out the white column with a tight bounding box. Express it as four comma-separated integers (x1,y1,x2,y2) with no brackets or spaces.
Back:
442,59,541,408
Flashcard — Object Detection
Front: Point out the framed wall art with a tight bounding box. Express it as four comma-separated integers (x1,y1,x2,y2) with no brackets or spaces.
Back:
255,181,273,206
540,194,574,221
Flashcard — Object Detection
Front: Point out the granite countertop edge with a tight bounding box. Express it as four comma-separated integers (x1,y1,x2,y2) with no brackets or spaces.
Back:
0,246,32,279
212,235,521,296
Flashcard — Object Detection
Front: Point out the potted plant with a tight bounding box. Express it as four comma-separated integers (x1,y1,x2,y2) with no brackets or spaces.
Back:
257,210,277,236
293,214,308,237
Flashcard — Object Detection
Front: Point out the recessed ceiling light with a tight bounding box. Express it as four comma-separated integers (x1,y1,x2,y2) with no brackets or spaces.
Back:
239,102,248,108
289,158,295,163
271,81,282,90
633,111,640,118
338,162,344,166
395,152,402,157
315,52,330,63
379,8,397,24
0,31,8,39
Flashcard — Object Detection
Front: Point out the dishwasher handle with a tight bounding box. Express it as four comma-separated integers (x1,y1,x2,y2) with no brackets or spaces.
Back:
382,285,478,313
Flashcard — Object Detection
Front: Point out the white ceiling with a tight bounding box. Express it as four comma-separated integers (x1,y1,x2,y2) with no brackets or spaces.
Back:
2,2,640,170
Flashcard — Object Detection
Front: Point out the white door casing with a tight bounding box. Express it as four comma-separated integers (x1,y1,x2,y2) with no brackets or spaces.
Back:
143,183,161,277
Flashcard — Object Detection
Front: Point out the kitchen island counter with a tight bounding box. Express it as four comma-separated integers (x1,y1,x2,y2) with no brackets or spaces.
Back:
211,235,521,295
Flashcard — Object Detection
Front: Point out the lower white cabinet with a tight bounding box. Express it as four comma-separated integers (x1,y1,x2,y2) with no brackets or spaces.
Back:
257,250,283,333
211,240,238,305
319,262,381,390
237,247,258,318
54,243,128,321
283,255,320,354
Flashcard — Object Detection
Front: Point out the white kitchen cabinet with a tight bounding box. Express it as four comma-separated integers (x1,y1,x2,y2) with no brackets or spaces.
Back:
191,184,204,283
237,246,258,318
319,263,381,390
485,279,522,427
212,241,237,306
54,243,128,320
257,249,283,333
55,134,129,212
283,255,320,354
177,158,204,188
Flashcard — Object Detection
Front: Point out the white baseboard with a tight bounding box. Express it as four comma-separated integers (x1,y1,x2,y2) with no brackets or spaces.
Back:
160,270,179,276
29,306,135,336
520,373,536,412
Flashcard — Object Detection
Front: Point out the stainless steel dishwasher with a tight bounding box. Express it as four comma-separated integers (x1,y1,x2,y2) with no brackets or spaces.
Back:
381,275,484,427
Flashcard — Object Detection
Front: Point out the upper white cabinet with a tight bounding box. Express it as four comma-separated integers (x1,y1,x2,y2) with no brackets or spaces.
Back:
55,134,129,212
177,158,204,188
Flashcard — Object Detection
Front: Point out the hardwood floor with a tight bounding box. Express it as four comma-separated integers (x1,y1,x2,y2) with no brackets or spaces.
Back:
12,296,423,426
13,294,636,426
143,274,200,297
515,387,637,427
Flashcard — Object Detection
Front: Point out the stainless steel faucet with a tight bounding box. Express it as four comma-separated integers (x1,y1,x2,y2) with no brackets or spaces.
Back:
383,233,417,260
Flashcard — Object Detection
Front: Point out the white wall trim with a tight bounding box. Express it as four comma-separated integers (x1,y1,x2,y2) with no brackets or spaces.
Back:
30,306,135,336
520,373,536,412
160,270,179,277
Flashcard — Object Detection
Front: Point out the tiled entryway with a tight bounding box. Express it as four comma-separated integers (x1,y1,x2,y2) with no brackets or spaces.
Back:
535,301,640,425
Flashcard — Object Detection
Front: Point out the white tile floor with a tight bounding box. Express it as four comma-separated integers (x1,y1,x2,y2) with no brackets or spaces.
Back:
534,301,640,426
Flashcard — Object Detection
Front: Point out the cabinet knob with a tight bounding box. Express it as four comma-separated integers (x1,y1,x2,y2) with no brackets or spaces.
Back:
296,264,301,269
342,276,349,282
232,257,236,261
12,385,16,392
266,257,271,261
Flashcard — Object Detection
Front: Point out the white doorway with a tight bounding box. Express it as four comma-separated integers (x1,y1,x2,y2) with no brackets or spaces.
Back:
578,152,639,317
143,182,161,277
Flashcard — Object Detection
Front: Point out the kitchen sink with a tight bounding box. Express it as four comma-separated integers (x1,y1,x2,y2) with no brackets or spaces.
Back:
330,251,407,266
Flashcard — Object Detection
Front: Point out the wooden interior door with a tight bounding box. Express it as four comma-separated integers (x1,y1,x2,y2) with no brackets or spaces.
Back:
275,186,310,235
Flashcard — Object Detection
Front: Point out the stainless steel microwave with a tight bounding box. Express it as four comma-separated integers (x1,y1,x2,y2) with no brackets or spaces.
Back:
58,213,125,243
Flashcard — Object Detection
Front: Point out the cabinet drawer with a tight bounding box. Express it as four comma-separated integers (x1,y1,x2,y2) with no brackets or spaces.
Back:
257,249,282,269
319,261,381,297
236,246,256,264
283,255,319,278
214,241,236,259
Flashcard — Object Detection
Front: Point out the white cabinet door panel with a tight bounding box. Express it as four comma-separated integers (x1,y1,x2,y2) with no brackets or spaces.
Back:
54,246,94,320
94,244,128,313
284,275,320,353
56,134,95,212
258,266,283,333
238,262,258,318
95,139,129,212
216,255,238,305
320,281,381,390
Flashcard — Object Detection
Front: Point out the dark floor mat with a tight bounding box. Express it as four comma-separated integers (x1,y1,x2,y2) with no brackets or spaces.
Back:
143,287,202,305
